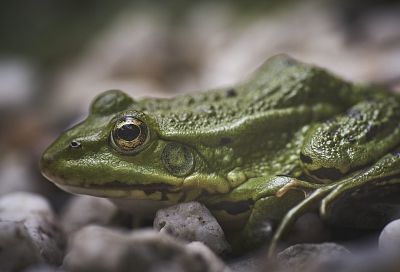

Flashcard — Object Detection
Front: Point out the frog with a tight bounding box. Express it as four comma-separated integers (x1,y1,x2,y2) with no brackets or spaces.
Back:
40,54,400,255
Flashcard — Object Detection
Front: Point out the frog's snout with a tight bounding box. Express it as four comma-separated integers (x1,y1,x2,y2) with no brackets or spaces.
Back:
40,151,54,168
40,150,56,181
40,139,82,182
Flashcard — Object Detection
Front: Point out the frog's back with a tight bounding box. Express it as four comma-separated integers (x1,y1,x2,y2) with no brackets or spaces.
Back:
131,55,381,145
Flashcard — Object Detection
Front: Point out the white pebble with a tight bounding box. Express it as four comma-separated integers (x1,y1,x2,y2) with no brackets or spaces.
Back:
154,201,230,254
379,219,400,255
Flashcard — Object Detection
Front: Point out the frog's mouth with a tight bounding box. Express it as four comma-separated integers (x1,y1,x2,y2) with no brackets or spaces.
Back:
56,181,184,201
86,181,178,194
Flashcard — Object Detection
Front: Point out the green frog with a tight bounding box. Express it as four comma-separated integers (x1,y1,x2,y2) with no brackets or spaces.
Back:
41,55,400,254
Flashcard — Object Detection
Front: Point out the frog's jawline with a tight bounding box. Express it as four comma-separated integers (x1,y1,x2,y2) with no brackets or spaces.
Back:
88,181,178,194
55,182,181,199
56,184,183,216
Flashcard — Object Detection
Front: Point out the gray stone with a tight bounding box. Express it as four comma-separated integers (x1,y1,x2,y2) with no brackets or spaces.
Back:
285,213,331,245
63,225,228,272
227,252,266,272
379,219,400,255
0,221,41,272
0,192,66,268
154,201,230,254
23,264,64,272
186,242,229,272
277,243,351,272
61,195,119,234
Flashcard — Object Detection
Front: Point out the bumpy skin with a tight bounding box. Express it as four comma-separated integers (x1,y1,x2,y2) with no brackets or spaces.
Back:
40,55,400,254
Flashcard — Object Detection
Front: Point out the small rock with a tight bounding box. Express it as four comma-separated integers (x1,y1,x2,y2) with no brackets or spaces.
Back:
285,213,331,245
23,264,64,272
186,242,229,272
227,252,267,272
0,192,65,269
63,225,228,272
0,221,41,272
277,243,351,272
61,195,120,234
154,201,230,254
379,219,400,255
329,252,400,272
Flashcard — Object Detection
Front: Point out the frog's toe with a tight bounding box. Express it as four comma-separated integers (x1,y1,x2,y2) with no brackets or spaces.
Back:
319,184,346,218
235,218,275,251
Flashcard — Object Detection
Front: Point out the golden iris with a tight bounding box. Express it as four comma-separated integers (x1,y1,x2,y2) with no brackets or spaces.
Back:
111,116,149,153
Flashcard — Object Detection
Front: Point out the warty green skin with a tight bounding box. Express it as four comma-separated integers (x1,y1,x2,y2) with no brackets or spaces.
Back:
41,55,400,254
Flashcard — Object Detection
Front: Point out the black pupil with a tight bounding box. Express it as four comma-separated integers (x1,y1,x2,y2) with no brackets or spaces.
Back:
117,124,140,141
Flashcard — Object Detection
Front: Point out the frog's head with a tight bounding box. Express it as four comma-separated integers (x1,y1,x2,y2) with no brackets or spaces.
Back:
41,90,227,204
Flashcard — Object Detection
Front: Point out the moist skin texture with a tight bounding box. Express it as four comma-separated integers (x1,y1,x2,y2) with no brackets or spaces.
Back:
41,54,400,253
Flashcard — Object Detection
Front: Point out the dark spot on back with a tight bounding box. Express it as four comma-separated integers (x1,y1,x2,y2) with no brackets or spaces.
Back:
220,137,233,146
347,108,362,119
300,153,313,164
226,88,237,98
346,135,356,143
365,124,380,141
186,97,195,106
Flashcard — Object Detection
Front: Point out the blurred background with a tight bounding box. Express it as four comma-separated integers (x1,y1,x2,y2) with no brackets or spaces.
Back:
0,0,400,210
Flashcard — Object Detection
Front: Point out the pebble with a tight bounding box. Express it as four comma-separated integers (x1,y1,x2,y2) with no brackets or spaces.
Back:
60,195,121,234
329,252,400,272
277,243,351,272
23,264,64,272
186,242,230,272
284,213,331,245
63,225,229,272
0,221,41,272
154,201,230,255
379,219,400,255
0,192,66,270
227,252,267,272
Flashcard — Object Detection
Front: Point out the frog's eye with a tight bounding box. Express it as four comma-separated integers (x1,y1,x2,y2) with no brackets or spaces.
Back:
111,116,149,154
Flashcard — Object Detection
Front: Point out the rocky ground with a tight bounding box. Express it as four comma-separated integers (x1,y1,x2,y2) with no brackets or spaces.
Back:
1,192,400,271
1,0,400,271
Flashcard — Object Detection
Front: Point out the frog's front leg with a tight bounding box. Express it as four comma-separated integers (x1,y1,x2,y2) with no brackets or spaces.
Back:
238,190,303,250
226,176,321,252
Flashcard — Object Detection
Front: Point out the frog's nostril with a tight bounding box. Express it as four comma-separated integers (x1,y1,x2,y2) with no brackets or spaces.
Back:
40,152,55,171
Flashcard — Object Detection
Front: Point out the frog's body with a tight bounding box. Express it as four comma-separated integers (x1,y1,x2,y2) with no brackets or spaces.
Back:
41,55,400,254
